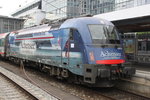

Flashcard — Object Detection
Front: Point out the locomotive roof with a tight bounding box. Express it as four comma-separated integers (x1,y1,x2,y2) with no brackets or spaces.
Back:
10,17,115,44
60,17,113,27
15,24,51,35
60,17,114,44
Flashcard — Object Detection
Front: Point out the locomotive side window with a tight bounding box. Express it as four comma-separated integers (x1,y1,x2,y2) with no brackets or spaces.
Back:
106,26,119,40
69,29,74,40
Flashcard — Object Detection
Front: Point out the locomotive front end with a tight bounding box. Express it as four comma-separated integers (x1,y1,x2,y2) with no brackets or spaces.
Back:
60,17,135,87
82,21,135,87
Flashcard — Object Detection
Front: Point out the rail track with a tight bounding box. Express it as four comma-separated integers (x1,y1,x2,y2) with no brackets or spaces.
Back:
0,65,60,100
0,73,37,100
0,60,149,100
20,63,150,100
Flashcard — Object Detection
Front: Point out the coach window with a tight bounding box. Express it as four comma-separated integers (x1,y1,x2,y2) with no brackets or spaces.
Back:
141,41,146,51
138,41,141,50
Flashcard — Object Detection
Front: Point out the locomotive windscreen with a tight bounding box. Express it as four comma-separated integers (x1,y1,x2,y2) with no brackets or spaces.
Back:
88,24,119,44
88,24,106,40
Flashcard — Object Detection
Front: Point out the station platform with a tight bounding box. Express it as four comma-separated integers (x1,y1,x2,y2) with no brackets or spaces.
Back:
0,73,33,100
0,61,82,100
124,62,150,71
116,69,150,98
0,66,59,100
133,64,150,72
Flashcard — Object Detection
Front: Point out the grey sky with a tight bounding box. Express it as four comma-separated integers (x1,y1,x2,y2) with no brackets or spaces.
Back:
0,0,35,16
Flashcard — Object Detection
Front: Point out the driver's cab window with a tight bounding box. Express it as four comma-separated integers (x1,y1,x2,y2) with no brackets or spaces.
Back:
69,28,74,40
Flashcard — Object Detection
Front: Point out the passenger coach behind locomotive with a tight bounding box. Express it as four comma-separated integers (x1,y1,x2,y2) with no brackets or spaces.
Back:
4,17,135,87
0,33,9,58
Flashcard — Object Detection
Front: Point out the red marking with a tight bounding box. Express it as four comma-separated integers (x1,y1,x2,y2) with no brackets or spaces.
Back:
0,52,4,54
15,37,54,40
96,59,125,64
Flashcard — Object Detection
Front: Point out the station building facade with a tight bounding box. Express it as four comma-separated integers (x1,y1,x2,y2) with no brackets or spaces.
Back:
11,0,150,27
11,0,44,28
42,0,80,19
0,15,24,33
42,0,150,18
79,0,150,15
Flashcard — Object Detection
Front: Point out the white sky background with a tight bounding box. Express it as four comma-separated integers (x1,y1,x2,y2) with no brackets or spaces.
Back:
0,0,35,16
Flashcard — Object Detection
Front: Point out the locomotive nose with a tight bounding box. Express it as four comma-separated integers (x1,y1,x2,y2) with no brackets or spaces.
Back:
87,46,125,65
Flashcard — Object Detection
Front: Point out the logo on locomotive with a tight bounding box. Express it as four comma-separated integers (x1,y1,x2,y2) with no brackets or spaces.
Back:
20,42,36,55
100,49,122,59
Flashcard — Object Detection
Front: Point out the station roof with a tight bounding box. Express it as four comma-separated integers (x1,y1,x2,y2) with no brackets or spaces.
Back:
94,4,150,33
112,16,150,33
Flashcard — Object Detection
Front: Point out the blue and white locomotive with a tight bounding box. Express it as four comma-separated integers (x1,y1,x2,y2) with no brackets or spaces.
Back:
0,17,135,87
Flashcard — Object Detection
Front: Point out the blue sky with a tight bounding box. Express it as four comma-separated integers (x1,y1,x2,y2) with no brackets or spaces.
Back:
0,0,35,16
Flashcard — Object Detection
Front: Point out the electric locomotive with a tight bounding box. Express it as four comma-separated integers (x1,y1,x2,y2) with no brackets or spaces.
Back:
0,17,135,87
